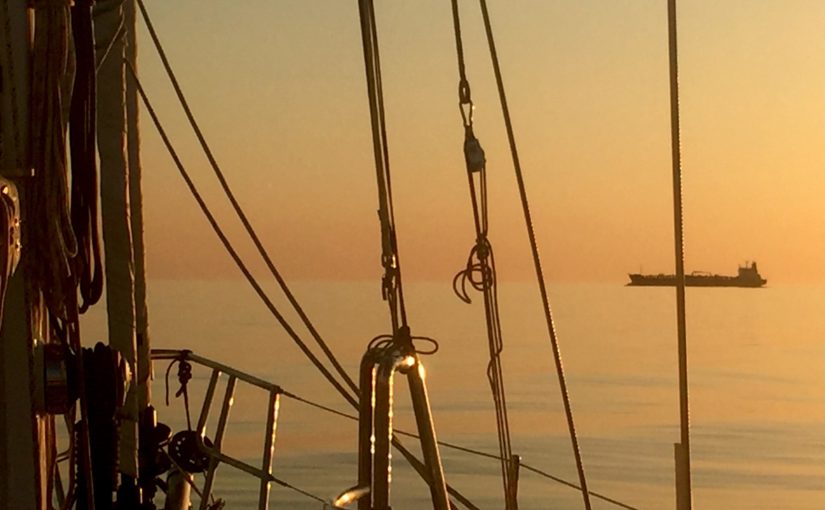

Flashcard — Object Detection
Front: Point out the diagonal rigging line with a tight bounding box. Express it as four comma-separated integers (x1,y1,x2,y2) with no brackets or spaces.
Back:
134,0,359,398
125,61,477,510
476,1,592,508
281,390,641,510
125,62,358,409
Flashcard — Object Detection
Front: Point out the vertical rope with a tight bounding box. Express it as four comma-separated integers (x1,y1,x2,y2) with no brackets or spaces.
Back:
667,0,693,507
476,1,592,508
1,0,25,173
448,1,516,506
357,0,408,333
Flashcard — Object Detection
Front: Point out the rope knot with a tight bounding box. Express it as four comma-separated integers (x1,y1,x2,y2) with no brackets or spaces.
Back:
174,358,192,398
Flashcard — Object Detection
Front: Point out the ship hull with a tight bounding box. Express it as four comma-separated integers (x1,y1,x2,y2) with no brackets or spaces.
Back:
627,274,767,287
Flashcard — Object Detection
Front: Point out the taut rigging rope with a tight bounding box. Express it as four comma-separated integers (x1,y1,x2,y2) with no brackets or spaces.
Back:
128,63,478,510
134,0,359,398
281,390,641,510
475,1,592,507
448,1,516,507
666,0,693,506
357,0,409,334
126,64,358,409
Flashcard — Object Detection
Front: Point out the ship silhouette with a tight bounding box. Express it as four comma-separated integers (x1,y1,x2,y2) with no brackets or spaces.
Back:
628,262,767,288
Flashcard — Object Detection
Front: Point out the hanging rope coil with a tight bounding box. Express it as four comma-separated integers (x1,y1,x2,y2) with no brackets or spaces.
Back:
70,0,104,314
26,1,79,321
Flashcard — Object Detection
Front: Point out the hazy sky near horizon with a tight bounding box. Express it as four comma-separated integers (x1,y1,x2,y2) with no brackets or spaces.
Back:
136,1,825,283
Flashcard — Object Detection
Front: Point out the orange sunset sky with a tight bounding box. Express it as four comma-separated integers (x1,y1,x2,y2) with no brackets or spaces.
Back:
135,0,825,284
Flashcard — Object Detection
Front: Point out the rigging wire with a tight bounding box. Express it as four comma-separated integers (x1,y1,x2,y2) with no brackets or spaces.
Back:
666,0,693,506
162,448,326,508
357,4,473,508
134,2,475,505
134,0,359,398
448,1,516,506
127,67,477,509
280,390,641,510
475,1,593,507
356,0,409,333
125,63,358,410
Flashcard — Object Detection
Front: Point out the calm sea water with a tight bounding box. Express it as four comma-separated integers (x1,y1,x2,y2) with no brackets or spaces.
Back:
80,280,825,509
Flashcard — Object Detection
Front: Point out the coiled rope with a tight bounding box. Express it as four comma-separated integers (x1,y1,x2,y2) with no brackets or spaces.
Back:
27,0,78,321
28,3,98,507
69,0,104,313
475,1,592,507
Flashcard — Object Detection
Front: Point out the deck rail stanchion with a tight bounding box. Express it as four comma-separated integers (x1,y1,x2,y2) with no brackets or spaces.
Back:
259,389,280,510
200,375,236,510
197,368,221,436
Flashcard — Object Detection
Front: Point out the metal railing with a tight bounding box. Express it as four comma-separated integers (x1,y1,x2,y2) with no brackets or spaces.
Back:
151,349,281,510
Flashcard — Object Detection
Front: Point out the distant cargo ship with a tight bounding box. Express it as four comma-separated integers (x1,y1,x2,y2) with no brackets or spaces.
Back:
628,262,767,287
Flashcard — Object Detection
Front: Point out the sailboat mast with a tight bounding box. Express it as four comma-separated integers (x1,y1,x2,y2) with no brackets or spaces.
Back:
1,2,50,509
124,0,152,418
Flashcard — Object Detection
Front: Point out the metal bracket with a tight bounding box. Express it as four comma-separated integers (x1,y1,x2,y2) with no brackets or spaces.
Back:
0,178,21,276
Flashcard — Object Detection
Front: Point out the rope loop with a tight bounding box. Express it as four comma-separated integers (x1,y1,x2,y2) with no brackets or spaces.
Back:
164,350,194,429
367,331,440,357
453,239,495,304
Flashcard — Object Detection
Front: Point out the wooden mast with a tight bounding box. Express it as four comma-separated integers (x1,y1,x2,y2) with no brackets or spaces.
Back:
0,2,47,509
94,0,141,485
